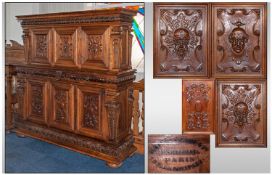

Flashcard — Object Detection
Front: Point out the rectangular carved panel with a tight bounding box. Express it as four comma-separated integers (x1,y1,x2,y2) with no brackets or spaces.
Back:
15,78,27,119
27,79,48,124
30,29,52,65
216,80,266,147
148,134,210,173
49,82,74,132
76,86,105,140
53,28,77,67
182,80,214,134
153,3,209,78
79,26,110,70
212,3,267,78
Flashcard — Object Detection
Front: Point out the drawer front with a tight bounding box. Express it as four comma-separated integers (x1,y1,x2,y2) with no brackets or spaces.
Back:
26,79,48,124
49,82,75,132
153,3,209,77
182,80,214,134
76,85,105,140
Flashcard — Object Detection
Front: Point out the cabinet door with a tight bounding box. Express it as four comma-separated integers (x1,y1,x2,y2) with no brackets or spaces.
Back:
26,79,48,124
49,82,75,132
182,80,214,134
212,3,267,78
216,80,266,147
78,26,110,70
76,86,105,140
29,28,52,65
153,3,209,78
53,27,77,67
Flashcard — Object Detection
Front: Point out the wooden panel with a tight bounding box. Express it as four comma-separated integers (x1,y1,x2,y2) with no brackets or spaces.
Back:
216,80,266,147
49,82,75,132
153,3,209,78
76,85,105,140
53,27,77,67
30,28,52,65
26,79,48,124
79,26,110,70
182,80,214,134
148,134,210,173
212,3,267,78
15,78,27,119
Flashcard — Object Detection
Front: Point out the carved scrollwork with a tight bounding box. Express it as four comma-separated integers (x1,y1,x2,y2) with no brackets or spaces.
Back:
159,8,205,73
36,34,48,58
30,84,43,116
55,89,68,123
59,35,73,59
88,35,103,59
83,93,99,130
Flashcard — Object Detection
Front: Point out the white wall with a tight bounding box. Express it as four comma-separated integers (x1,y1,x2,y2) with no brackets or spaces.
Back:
145,2,270,173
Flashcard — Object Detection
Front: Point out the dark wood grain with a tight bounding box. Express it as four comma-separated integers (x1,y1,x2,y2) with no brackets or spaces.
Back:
148,134,210,173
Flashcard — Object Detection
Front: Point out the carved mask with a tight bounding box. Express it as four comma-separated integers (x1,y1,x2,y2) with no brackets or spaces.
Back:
233,102,248,126
173,28,190,59
228,28,248,54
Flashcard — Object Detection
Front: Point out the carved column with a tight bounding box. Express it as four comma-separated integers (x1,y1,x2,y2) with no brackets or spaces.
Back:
105,101,120,143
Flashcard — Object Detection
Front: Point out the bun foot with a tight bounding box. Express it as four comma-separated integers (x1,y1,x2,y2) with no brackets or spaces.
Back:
106,161,123,168
16,133,26,138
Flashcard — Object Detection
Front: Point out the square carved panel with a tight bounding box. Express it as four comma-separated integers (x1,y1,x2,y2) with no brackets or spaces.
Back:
49,82,75,132
153,3,209,78
76,86,105,140
212,3,267,78
79,26,110,70
148,134,210,173
30,29,52,65
182,80,214,134
53,28,77,67
27,79,48,124
216,80,267,147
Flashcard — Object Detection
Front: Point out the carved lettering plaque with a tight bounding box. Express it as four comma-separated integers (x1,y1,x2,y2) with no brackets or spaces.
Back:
148,134,210,173
154,3,209,78
212,3,267,78
217,80,267,147
182,80,214,134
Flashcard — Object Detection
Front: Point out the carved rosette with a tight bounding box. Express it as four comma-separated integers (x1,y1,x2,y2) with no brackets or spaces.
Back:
55,89,68,123
185,83,210,129
159,9,204,73
36,34,48,58
220,84,262,143
88,35,103,59
83,93,99,130
216,8,262,73
105,101,120,142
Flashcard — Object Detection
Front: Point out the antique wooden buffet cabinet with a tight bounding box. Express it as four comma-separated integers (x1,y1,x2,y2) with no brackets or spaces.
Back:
5,9,138,167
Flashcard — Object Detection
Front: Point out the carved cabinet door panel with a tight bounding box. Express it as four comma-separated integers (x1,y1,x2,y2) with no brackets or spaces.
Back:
15,78,27,119
78,26,110,70
216,80,266,147
29,28,52,65
49,82,75,132
26,79,49,125
76,85,105,140
212,3,267,78
53,27,78,67
182,80,214,134
148,134,210,173
153,3,209,78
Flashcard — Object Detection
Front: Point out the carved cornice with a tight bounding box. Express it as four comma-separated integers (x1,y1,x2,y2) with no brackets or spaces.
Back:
15,66,135,84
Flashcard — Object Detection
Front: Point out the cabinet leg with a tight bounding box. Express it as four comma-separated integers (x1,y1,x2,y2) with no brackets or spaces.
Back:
106,161,123,168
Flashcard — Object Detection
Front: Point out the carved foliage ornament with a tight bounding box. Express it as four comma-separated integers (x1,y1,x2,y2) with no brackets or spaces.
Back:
216,8,262,73
185,83,210,129
159,8,204,73
31,84,43,116
36,34,48,58
59,35,73,59
83,93,99,130
88,35,103,59
221,84,262,143
55,89,68,123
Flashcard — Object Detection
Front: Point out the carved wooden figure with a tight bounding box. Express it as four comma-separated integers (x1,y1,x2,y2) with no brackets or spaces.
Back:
212,3,267,78
182,80,214,134
6,8,138,168
148,134,210,173
153,3,209,78
216,80,267,147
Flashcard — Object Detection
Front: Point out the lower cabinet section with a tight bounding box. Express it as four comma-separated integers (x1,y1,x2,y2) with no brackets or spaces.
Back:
49,82,75,132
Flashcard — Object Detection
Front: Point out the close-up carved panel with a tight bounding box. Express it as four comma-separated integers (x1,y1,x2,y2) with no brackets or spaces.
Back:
148,134,210,173
217,80,266,147
154,3,209,77
182,80,214,134
212,3,267,78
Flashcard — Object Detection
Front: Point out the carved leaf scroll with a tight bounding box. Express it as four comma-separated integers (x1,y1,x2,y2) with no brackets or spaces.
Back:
83,93,99,130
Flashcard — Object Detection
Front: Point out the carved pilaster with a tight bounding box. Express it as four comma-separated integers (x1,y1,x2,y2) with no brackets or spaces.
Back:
105,101,120,142
128,88,134,134
22,30,29,63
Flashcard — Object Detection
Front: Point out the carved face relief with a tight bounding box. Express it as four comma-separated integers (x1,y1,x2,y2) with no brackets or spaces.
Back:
233,102,248,126
228,27,248,54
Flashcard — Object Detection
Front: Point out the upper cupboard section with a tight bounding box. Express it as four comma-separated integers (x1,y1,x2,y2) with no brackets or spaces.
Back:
153,3,267,78
17,9,137,71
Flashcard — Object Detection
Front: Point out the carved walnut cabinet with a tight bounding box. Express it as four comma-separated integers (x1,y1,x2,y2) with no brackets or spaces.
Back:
6,9,138,167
